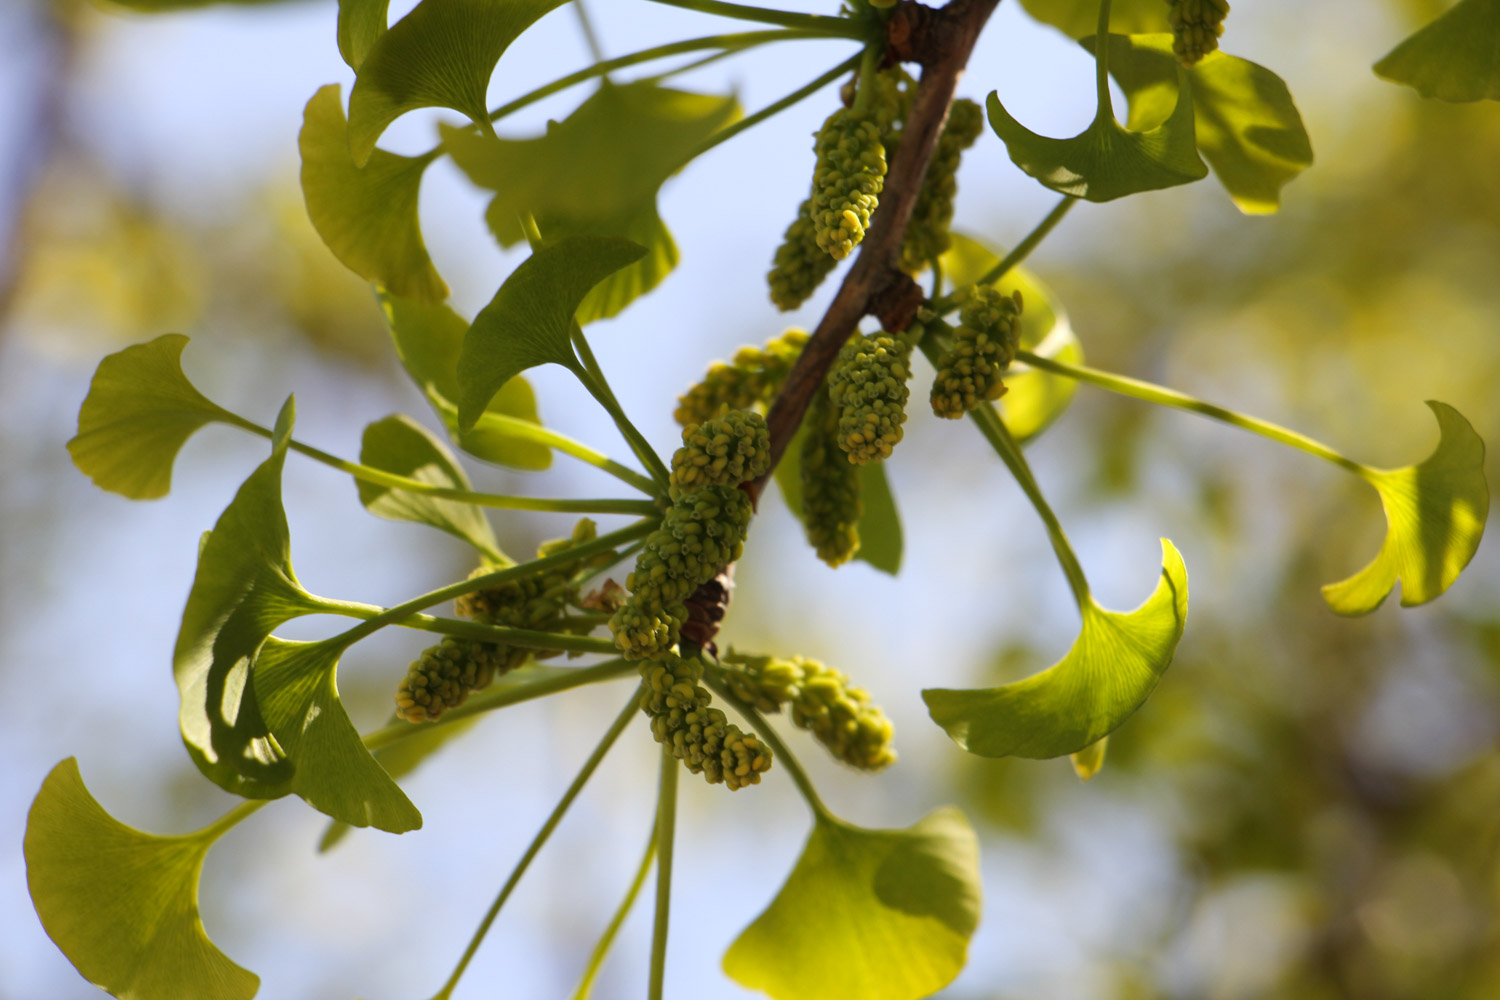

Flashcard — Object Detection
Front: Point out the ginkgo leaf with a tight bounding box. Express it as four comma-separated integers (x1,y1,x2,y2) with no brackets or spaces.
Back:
357,415,499,556
67,334,241,500
1091,34,1314,214
924,539,1188,758
772,428,904,576
25,759,259,1000
456,236,646,430
380,292,552,471
1070,736,1108,780
987,35,1208,202
1374,0,1500,103
300,85,447,304
940,233,1083,444
174,399,329,800
338,0,389,71
723,808,981,1000
443,80,738,321
253,637,423,833
1323,401,1489,615
1019,0,1168,37
346,0,567,165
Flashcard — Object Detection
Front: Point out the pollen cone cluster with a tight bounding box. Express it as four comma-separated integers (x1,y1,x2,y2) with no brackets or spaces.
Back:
1168,0,1230,66
827,330,914,464
800,386,863,567
675,329,809,427
930,286,1023,419
899,98,984,274
640,653,772,790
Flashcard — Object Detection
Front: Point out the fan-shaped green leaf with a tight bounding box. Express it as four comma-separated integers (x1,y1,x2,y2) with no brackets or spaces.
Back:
443,80,738,320
1323,401,1489,615
380,292,552,471
67,334,240,500
346,0,568,165
174,399,329,800
253,637,423,833
357,414,499,556
924,539,1188,758
1091,34,1314,214
772,427,904,576
939,233,1082,444
25,759,258,1000
300,85,447,304
986,36,1207,202
1374,0,1500,103
338,0,390,70
456,236,646,430
723,808,980,1000
1019,0,1168,37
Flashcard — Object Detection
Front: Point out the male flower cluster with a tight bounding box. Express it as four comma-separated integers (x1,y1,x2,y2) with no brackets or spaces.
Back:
827,330,915,464
800,387,863,567
931,287,1024,419
674,329,809,427
640,653,772,790
899,98,984,274
1168,0,1230,66
810,108,887,260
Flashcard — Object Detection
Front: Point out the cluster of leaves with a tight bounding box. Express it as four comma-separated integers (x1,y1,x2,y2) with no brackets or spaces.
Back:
23,0,1499,999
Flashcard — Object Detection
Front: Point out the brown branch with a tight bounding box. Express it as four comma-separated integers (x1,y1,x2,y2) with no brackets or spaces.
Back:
749,0,1002,501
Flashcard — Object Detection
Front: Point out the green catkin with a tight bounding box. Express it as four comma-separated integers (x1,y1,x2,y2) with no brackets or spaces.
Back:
800,386,862,566
639,653,773,789
810,107,887,260
827,331,914,464
721,651,896,772
1167,0,1230,67
899,99,983,274
674,329,809,427
768,199,839,312
668,410,770,500
930,287,1024,419
398,520,609,722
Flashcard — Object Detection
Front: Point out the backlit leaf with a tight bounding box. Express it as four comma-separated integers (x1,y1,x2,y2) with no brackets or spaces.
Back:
67,334,240,500
358,414,500,557
381,292,552,470
1019,0,1168,37
253,637,423,833
1093,34,1314,214
346,0,568,165
723,808,980,1000
924,539,1188,758
573,205,679,325
986,35,1208,202
1374,0,1500,103
338,0,390,71
456,236,646,430
772,425,905,576
25,759,258,1000
174,399,329,800
940,233,1082,444
300,85,447,304
1323,401,1489,615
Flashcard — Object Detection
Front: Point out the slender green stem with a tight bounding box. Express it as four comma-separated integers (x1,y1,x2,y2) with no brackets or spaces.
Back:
571,820,658,1000
319,601,618,654
362,660,636,753
1014,350,1373,476
198,799,267,842
474,413,660,495
1095,0,1114,119
918,339,1093,607
334,521,657,645
574,0,608,66
687,53,861,162
640,0,871,37
633,47,742,86
430,692,641,1000
852,44,879,114
705,675,832,822
648,747,679,1000
930,254,945,300
971,196,1078,292
570,360,673,491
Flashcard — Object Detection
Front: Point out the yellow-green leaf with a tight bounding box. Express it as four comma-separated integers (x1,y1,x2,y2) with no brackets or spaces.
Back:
572,204,679,325
940,233,1083,444
1323,401,1489,615
1019,0,1168,37
253,637,423,833
1374,0,1500,103
987,41,1208,202
456,235,646,430
357,414,500,557
723,808,981,1000
924,539,1188,758
25,759,258,1000
1093,34,1314,214
1070,736,1107,780
380,292,552,471
338,0,389,71
174,399,328,800
300,85,447,304
346,0,568,165
67,334,239,500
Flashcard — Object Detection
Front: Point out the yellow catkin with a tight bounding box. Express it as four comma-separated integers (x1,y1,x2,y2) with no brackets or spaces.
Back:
674,329,808,427
930,287,1024,419
639,653,773,789
1168,0,1230,67
800,386,862,566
